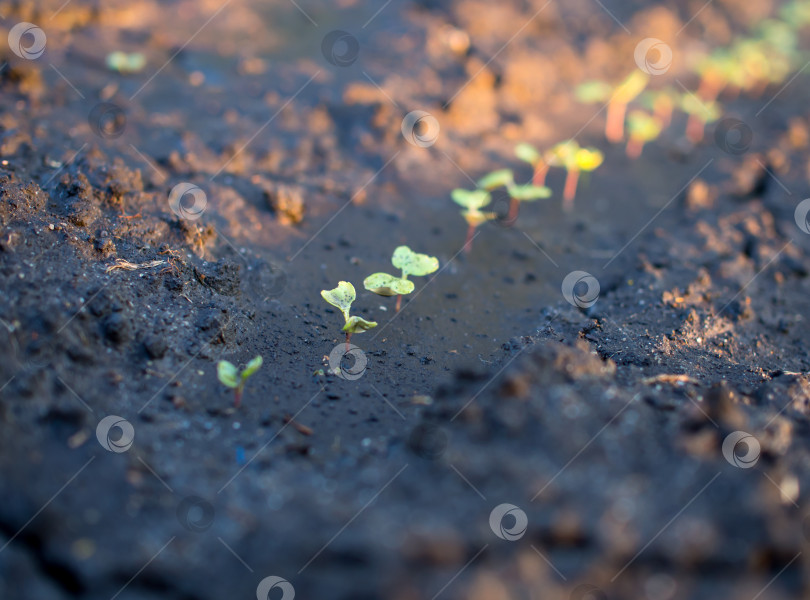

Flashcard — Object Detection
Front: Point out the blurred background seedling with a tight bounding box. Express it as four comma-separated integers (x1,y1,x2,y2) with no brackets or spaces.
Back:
477,167,550,225
626,110,663,158
451,188,494,253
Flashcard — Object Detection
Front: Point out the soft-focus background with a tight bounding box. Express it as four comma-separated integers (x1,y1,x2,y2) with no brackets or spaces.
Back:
1,1,810,598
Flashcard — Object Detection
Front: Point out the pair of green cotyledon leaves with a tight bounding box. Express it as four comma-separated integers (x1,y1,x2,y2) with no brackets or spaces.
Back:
451,168,551,226
321,246,439,334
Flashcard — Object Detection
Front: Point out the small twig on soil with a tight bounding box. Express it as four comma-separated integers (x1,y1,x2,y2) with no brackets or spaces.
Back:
642,374,700,386
283,415,313,436
106,259,166,273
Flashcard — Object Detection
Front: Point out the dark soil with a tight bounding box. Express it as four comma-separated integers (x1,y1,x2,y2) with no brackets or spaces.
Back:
2,0,810,598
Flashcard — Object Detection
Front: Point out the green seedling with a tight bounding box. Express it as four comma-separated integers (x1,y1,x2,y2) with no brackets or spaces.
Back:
218,356,263,408
626,111,663,158
547,141,604,209
364,246,439,312
477,168,551,224
515,143,549,186
321,281,377,349
451,188,495,253
680,94,721,144
640,88,677,129
606,71,649,143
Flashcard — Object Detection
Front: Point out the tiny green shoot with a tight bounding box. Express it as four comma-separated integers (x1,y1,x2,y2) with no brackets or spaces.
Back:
217,355,263,408
477,168,551,224
451,188,494,253
626,110,663,158
605,70,650,143
515,143,549,186
364,246,439,312
321,281,377,349
680,94,721,144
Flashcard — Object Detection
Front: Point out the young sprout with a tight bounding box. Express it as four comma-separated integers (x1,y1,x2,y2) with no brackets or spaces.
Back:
477,167,551,224
364,246,439,312
451,188,494,253
605,71,649,143
515,143,548,186
321,281,377,350
547,141,603,209
217,356,263,408
626,111,663,159
680,94,721,144
640,88,677,129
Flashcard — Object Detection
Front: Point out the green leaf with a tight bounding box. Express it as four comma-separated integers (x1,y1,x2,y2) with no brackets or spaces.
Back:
515,143,541,165
342,315,378,334
477,169,514,190
242,355,263,379
392,246,439,277
217,361,239,388
463,208,496,227
321,281,356,321
627,110,662,142
508,184,552,201
452,188,491,210
575,80,612,103
574,148,604,172
364,273,415,296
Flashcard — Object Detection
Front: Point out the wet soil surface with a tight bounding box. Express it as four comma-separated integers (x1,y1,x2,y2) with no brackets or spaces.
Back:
2,0,810,598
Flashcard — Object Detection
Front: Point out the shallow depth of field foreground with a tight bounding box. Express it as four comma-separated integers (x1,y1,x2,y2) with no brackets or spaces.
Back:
3,1,810,598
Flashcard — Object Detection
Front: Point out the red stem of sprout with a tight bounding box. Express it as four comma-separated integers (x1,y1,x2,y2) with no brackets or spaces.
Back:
563,168,580,210
506,198,519,226
464,223,475,253
605,101,627,143
626,137,644,159
532,164,549,187
395,294,402,312
686,114,705,144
